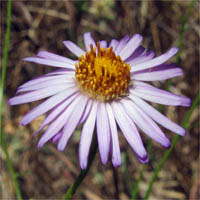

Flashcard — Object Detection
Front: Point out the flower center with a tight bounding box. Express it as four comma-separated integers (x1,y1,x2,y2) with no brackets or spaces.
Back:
75,42,131,102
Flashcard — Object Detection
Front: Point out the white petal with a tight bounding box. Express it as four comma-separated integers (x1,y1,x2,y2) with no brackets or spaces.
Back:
63,41,85,57
106,103,121,167
84,32,97,51
128,51,155,66
96,103,110,164
132,64,183,81
131,47,178,73
99,40,107,48
18,74,73,89
23,57,76,70
37,51,75,64
9,84,70,105
17,77,74,93
37,96,78,148
125,46,146,62
115,35,130,55
44,69,74,76
57,95,88,151
109,39,119,51
129,93,186,136
122,99,170,148
119,34,143,60
111,102,147,160
131,81,191,106
32,93,79,136
21,86,78,125
80,99,93,124
52,132,62,143
79,101,98,169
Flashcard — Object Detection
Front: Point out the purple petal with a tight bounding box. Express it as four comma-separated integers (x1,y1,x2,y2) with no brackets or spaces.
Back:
37,51,76,64
132,64,183,81
131,81,191,107
131,47,178,73
52,132,62,143
111,102,147,160
19,74,73,89
63,41,85,57
17,77,74,93
139,156,149,164
38,93,83,148
115,35,130,55
108,39,119,51
129,93,186,136
96,103,110,165
122,99,171,148
119,34,143,61
125,46,146,62
84,32,96,51
20,86,78,126
79,101,98,169
44,69,74,76
106,103,121,167
23,57,76,70
9,84,70,105
79,99,92,124
57,95,88,151
33,93,78,136
128,51,155,66
99,40,107,48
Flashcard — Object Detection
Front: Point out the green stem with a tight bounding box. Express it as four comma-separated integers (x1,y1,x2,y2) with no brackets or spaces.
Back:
131,141,152,200
175,0,196,64
131,0,196,198
63,136,98,199
0,0,22,199
144,91,200,200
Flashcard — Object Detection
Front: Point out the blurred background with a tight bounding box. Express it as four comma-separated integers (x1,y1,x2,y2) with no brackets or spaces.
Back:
1,0,199,199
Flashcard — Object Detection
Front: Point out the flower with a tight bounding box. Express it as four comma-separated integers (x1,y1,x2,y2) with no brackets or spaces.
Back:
9,32,191,169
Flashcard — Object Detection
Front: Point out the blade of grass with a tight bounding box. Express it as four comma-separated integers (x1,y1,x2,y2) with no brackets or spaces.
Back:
0,0,22,199
131,0,196,199
131,140,152,200
63,135,98,200
144,91,200,200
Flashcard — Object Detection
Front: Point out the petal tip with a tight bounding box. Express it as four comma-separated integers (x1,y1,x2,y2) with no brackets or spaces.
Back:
101,157,108,165
181,129,187,136
112,162,121,168
181,97,192,107
38,141,44,149
8,99,12,105
20,120,27,126
164,140,171,149
138,154,149,164
80,162,87,170
57,143,65,152
170,47,179,55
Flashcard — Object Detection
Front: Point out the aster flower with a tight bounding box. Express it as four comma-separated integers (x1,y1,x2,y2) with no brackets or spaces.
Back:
9,32,191,169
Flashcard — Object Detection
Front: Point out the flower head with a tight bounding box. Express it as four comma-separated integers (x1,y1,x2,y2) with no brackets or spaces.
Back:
9,32,191,169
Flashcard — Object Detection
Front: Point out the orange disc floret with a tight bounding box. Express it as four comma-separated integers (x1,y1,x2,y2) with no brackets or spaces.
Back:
75,42,131,102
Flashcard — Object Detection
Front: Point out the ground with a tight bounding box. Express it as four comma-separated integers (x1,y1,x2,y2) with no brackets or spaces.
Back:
0,1,199,199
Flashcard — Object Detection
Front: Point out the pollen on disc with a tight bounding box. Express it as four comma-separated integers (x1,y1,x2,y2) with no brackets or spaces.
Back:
75,42,131,102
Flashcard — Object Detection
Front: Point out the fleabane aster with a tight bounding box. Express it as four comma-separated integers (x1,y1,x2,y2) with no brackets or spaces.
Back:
9,32,191,169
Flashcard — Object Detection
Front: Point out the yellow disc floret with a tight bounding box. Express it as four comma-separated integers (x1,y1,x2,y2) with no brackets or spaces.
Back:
75,42,131,102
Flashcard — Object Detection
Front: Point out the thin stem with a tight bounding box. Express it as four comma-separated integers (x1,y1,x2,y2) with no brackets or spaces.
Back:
144,91,200,200
175,0,196,64
0,0,22,199
131,141,152,200
63,136,98,199
112,164,119,199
